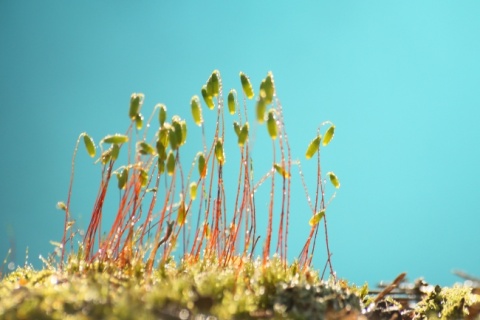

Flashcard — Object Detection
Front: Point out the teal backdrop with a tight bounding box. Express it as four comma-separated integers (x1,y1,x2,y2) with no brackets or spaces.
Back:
1,1,479,287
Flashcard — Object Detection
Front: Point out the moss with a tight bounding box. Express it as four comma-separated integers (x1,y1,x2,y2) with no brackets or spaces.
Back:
0,256,364,320
413,284,480,319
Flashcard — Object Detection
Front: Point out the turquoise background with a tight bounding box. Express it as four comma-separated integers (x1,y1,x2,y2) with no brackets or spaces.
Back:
1,1,480,287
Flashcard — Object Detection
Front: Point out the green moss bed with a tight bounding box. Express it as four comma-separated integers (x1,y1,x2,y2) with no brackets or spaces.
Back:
1,257,479,320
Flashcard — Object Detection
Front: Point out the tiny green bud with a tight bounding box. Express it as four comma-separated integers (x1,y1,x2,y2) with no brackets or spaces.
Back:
190,95,203,126
256,99,266,124
138,141,155,155
208,70,220,97
139,168,148,187
327,171,340,189
215,139,225,165
189,182,197,200
82,133,96,158
129,93,144,120
156,140,167,161
309,210,325,227
238,123,249,147
167,151,175,176
305,135,321,159
102,134,129,145
266,109,277,140
274,163,290,178
135,113,144,130
110,144,120,161
177,199,186,226
259,72,275,104
227,89,236,115
158,104,167,126
116,168,129,190
233,121,241,137
240,72,254,99
201,85,215,110
56,202,67,211
198,152,207,178
323,125,335,146
168,126,179,150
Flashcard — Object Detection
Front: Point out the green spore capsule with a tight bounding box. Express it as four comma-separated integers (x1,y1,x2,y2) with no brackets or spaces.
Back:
201,85,215,110
100,149,112,164
327,171,340,189
158,125,169,147
82,133,96,158
171,117,183,147
116,168,129,190
189,182,197,200
191,95,203,126
208,70,220,97
215,139,225,165
139,168,148,187
129,93,144,120
323,125,335,146
233,121,241,137
167,151,175,176
198,152,207,178
158,159,165,174
227,89,236,115
305,135,321,160
238,123,249,147
158,104,167,126
274,163,290,178
156,140,167,161
102,134,129,145
56,201,67,211
256,98,266,124
138,141,155,156
111,144,120,161
180,120,187,145
168,126,179,150
260,72,275,104
309,210,325,227
267,110,278,140
177,199,186,226
240,72,254,99
135,113,144,130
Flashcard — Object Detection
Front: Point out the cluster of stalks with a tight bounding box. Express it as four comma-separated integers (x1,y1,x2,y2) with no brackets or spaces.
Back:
58,70,340,278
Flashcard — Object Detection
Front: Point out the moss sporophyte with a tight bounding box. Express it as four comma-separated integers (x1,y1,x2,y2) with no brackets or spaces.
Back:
1,71,479,319
53,70,339,277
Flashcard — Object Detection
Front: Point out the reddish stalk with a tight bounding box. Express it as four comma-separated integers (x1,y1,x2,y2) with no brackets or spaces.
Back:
61,135,83,269
83,160,114,262
262,141,276,268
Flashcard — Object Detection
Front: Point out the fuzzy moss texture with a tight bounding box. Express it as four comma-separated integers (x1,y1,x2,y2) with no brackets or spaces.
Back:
1,260,480,319
0,257,365,320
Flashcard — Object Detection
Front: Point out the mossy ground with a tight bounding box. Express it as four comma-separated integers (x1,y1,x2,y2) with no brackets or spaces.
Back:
1,258,479,319
0,256,364,320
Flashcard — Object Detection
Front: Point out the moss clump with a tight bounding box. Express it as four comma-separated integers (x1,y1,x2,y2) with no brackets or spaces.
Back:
0,257,363,320
413,284,480,320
